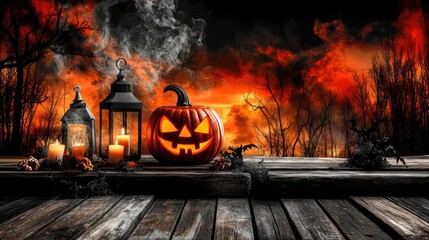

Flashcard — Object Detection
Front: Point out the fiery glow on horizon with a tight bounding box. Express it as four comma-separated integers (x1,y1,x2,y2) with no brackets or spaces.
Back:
26,0,428,156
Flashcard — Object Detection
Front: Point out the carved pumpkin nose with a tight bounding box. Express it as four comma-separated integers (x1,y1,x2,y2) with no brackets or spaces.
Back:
179,125,192,137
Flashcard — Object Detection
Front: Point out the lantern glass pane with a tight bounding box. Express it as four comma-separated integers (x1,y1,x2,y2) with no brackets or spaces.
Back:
66,123,89,157
112,111,140,155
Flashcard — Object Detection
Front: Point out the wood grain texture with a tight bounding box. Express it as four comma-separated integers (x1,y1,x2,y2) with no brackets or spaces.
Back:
351,196,429,240
387,197,429,223
318,199,392,240
0,170,251,197
172,199,216,240
282,198,345,240
128,199,185,239
77,195,154,240
0,197,47,223
0,198,83,240
31,195,122,239
270,171,429,196
214,198,254,240
251,200,296,240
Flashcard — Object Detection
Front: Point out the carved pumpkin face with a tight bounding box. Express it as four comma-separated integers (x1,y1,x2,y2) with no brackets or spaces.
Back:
159,115,213,155
146,85,224,164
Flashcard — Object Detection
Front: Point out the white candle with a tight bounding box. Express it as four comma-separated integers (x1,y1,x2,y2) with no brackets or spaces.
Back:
117,128,130,156
108,139,124,165
47,139,65,163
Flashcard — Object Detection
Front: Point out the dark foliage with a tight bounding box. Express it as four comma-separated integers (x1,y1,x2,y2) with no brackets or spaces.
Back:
341,121,406,169
50,171,112,199
213,144,269,195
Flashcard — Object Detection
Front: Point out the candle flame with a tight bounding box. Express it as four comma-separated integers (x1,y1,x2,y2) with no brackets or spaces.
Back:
115,138,118,145
55,139,59,145
121,127,125,135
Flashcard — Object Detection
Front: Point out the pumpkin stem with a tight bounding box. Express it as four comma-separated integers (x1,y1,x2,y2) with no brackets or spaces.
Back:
164,85,192,106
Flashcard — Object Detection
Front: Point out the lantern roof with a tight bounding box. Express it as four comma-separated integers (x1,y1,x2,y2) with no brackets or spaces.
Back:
61,86,95,123
100,58,142,110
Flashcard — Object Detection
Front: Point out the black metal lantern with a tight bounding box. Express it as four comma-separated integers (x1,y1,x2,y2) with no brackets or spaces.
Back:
99,58,142,160
61,85,96,160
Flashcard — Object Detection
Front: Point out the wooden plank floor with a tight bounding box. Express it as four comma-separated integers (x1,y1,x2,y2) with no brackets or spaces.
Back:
0,195,428,239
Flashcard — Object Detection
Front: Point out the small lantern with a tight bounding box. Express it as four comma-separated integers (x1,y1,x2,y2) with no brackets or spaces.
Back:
99,58,142,160
61,85,96,160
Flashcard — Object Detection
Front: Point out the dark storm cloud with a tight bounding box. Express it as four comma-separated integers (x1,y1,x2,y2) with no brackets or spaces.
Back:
179,0,404,51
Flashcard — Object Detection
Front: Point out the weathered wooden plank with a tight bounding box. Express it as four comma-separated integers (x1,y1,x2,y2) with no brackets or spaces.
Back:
129,199,185,239
245,156,428,170
77,195,154,240
107,171,251,197
31,195,122,239
1,155,429,170
387,197,429,223
0,198,83,240
214,198,254,240
0,171,251,197
172,199,216,240
270,171,429,196
282,199,345,240
318,199,392,240
0,197,47,223
251,200,296,240
351,196,429,240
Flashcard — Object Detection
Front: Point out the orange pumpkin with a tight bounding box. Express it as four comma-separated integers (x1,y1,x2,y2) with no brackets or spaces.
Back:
146,85,224,164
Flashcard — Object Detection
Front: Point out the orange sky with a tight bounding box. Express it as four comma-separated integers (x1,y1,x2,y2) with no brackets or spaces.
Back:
30,0,428,155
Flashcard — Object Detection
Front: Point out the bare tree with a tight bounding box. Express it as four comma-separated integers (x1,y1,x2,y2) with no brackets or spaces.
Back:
339,100,356,158
244,64,290,157
21,62,48,155
0,1,90,154
370,38,429,155
29,86,63,157
297,81,337,157
0,68,15,153
352,72,373,128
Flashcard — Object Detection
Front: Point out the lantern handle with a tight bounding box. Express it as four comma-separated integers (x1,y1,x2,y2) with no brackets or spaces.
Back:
73,85,83,102
164,85,192,106
116,58,128,71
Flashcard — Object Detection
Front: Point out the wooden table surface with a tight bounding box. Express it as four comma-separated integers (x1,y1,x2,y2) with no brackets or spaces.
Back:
0,155,428,197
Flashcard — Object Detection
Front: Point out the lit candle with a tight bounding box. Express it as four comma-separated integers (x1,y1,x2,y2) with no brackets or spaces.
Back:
71,144,85,159
108,139,124,165
117,128,130,156
47,139,65,163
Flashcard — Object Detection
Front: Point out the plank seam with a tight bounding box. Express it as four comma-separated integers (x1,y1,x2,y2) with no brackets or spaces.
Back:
387,197,429,224
315,199,351,240
211,198,218,240
169,199,187,240
25,198,86,239
122,195,156,239
248,199,260,240
268,200,287,239
279,199,302,239
347,197,405,240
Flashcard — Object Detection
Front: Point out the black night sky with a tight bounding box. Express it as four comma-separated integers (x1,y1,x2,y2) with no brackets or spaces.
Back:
179,0,424,51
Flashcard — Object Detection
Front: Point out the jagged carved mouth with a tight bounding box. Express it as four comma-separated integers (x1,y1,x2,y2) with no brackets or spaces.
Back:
158,136,213,155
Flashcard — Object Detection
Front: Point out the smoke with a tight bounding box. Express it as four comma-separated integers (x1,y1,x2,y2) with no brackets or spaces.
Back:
224,104,255,145
94,0,205,77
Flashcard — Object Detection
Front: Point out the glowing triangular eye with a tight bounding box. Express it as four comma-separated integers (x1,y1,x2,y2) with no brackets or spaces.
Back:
160,116,178,133
194,117,210,134
179,125,192,137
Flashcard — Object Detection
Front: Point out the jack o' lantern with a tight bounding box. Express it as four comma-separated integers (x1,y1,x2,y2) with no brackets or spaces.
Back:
146,85,224,164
